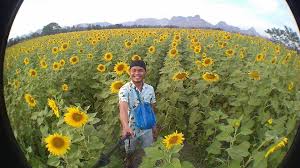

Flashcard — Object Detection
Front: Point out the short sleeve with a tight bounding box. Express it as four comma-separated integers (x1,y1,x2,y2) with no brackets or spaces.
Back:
150,87,156,104
118,86,129,103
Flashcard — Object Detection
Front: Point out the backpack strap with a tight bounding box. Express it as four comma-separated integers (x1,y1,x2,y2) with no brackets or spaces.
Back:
133,87,142,103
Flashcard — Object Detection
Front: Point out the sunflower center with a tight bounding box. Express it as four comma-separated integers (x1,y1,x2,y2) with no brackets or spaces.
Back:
52,137,65,148
171,49,177,55
204,59,211,64
29,97,35,104
54,64,58,68
63,44,68,49
72,113,83,122
72,58,77,62
117,65,124,71
114,82,123,90
176,73,186,80
31,71,36,76
206,74,216,79
169,136,179,144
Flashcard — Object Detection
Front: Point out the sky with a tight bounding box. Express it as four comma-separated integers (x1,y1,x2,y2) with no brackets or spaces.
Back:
8,0,300,39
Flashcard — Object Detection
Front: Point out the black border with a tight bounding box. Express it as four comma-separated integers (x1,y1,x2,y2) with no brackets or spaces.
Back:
0,0,299,167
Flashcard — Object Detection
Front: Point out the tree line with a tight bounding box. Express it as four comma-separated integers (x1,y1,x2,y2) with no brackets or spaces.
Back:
7,22,300,52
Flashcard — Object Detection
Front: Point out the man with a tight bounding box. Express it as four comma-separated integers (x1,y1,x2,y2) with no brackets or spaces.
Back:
118,60,158,168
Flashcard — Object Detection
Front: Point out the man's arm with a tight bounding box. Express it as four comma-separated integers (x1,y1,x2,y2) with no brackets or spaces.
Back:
119,101,129,129
119,101,134,137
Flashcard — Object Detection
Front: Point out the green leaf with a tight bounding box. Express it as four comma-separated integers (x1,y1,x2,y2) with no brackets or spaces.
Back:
240,128,253,135
219,125,234,134
199,94,211,107
144,147,164,161
228,160,241,168
252,151,268,168
72,133,85,143
286,117,296,135
171,158,181,168
181,161,195,168
206,140,222,154
216,131,233,142
47,156,60,167
57,117,65,126
88,112,97,118
40,125,48,136
226,141,250,161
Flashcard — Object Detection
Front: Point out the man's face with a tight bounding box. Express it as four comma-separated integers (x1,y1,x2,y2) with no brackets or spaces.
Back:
130,66,146,83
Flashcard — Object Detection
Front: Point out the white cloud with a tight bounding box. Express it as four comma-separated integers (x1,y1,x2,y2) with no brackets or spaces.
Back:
247,0,279,14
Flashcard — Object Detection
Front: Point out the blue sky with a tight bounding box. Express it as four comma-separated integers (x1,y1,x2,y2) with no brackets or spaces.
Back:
9,0,300,38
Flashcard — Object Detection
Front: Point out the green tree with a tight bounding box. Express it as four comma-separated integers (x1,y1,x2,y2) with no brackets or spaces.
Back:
42,22,62,35
265,26,300,51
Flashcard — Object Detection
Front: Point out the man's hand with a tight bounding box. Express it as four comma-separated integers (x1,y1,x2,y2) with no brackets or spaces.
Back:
122,126,134,138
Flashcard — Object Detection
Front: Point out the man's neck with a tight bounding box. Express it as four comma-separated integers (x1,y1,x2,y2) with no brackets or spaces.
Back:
132,80,143,91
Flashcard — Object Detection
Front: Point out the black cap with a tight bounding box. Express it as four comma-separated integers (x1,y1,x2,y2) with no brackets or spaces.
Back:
130,60,146,71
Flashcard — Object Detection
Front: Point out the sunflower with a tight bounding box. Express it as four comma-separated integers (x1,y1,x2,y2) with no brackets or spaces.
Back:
239,51,245,59
60,43,69,51
173,35,181,41
110,80,124,93
64,107,89,128
267,118,272,125
97,64,106,73
172,72,189,81
87,53,93,60
13,80,20,89
256,53,265,62
62,84,68,92
16,69,20,75
172,42,178,48
193,47,201,54
91,40,97,45
114,62,128,75
40,59,48,69
24,93,37,108
24,57,29,65
163,130,185,150
288,81,294,91
218,42,227,48
60,59,65,66
48,98,59,118
248,71,260,80
52,47,59,54
52,62,60,71
202,72,220,82
125,41,132,48
169,48,178,58
225,49,235,57
271,57,277,64
29,69,37,77
70,55,79,65
131,54,141,61
202,57,213,67
195,60,203,67
148,46,155,54
104,52,113,61
77,41,82,46
44,133,71,156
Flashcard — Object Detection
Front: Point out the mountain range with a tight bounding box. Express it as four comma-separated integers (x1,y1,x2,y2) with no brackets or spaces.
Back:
74,15,261,37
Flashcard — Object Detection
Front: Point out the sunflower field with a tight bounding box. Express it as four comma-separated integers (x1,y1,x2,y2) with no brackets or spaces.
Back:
3,28,300,168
